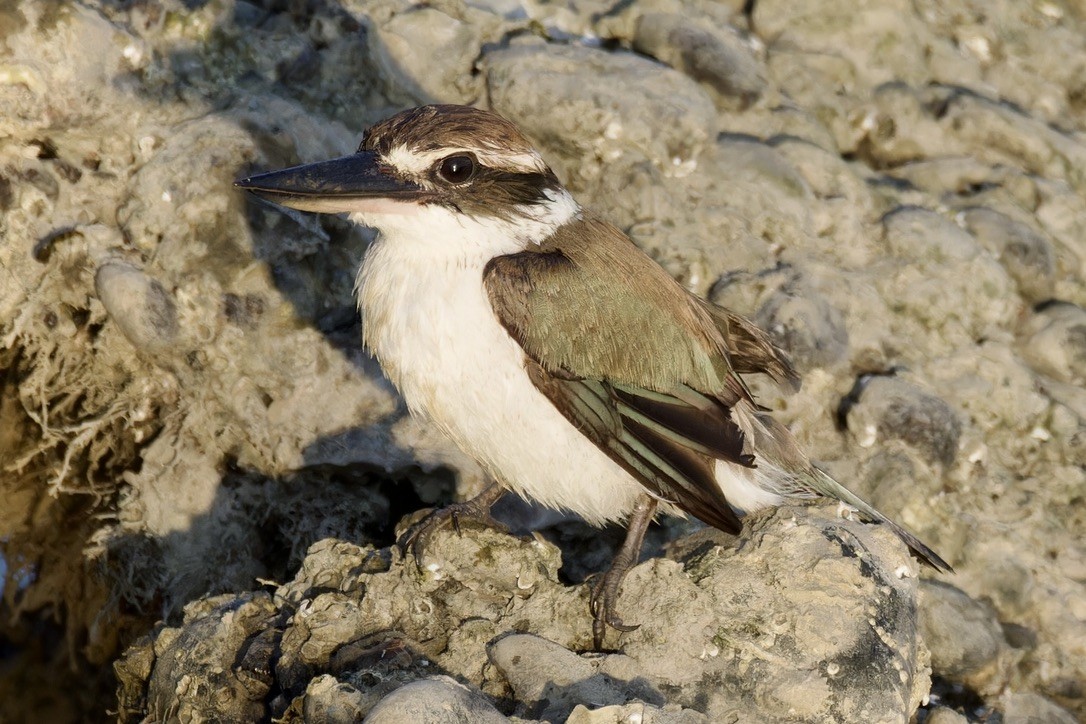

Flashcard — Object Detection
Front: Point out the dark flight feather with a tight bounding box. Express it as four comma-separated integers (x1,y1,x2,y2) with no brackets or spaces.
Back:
701,304,800,391
525,363,743,534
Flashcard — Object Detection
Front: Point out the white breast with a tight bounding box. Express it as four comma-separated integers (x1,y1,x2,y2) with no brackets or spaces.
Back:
352,200,647,525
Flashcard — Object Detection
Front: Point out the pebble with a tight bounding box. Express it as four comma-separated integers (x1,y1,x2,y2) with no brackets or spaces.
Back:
94,261,179,356
843,375,962,466
756,287,850,371
1018,302,1086,385
364,676,510,724
917,581,1008,686
958,207,1056,303
633,13,766,109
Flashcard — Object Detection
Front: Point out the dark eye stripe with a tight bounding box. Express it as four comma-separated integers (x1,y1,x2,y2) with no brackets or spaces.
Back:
439,166,562,218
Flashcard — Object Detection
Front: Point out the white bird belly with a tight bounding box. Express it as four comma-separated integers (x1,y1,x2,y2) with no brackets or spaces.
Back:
358,239,646,525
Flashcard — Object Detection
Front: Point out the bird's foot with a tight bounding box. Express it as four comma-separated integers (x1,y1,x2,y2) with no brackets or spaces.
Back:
590,558,641,649
588,494,658,650
396,482,508,564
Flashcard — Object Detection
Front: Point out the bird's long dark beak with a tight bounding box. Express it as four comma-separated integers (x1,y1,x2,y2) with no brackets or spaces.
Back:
234,151,422,213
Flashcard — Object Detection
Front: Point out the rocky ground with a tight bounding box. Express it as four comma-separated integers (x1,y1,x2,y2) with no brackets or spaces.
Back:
1,0,1084,721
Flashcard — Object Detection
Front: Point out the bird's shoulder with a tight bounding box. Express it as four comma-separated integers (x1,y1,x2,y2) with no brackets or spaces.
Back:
484,214,798,392
483,214,731,392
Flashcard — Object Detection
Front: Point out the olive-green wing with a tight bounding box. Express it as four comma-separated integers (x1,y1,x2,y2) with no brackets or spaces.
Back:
483,216,778,533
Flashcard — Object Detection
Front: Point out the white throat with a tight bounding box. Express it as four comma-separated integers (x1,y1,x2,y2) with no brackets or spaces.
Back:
351,188,579,394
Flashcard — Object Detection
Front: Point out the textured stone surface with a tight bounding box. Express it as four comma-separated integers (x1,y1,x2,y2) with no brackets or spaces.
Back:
364,676,511,724
1,0,1085,721
488,633,665,721
566,702,709,723
917,581,1012,693
842,375,963,467
633,13,767,109
486,42,718,187
114,507,930,723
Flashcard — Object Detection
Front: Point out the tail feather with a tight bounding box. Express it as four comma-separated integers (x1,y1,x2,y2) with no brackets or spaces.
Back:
737,405,953,573
809,469,954,574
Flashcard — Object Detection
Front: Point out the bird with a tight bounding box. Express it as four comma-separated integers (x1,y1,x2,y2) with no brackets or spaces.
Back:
235,104,951,649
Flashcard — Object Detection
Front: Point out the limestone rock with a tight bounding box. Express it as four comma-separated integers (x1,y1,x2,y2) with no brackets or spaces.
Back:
362,1,505,105
485,43,718,186
918,581,1012,693
566,702,709,723
4,0,1086,720
364,676,511,724
843,375,962,467
488,634,663,720
1019,302,1086,387
632,13,766,109
957,207,1056,303
113,506,933,723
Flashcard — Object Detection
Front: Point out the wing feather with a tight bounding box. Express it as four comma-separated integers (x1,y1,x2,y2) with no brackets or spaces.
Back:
484,216,782,533
700,304,800,390
526,363,743,533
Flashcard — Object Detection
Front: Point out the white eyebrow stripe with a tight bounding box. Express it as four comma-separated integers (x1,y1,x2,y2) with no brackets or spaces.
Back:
384,144,548,176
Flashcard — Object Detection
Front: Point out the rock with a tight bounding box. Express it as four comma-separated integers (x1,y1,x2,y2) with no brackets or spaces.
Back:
94,261,178,359
114,532,566,721
112,506,935,723
364,676,510,724
935,90,1086,192
566,702,709,723
957,208,1056,303
1000,691,1078,724
857,84,963,167
878,206,1018,346
364,3,504,105
616,506,932,723
1018,302,1086,386
754,1,935,87
299,675,367,723
116,113,257,266
923,707,968,724
485,43,718,185
881,205,983,264
632,13,766,109
755,286,850,371
716,136,814,201
138,593,282,722
843,375,962,467
488,634,663,720
917,581,1011,692
890,158,1038,210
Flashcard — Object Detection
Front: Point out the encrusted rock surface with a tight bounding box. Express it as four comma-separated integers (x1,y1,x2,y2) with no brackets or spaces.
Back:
115,507,931,722
1,0,1084,721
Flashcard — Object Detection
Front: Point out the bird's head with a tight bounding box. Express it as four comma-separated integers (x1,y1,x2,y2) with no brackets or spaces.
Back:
236,105,579,249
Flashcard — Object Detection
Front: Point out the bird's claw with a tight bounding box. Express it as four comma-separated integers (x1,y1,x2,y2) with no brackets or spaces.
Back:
395,483,508,566
586,495,657,650
589,565,640,649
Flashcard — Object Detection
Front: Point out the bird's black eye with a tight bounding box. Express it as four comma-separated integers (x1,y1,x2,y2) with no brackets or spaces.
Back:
437,155,475,184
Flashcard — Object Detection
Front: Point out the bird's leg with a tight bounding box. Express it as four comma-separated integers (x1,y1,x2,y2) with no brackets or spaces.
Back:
590,494,658,650
397,482,509,562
